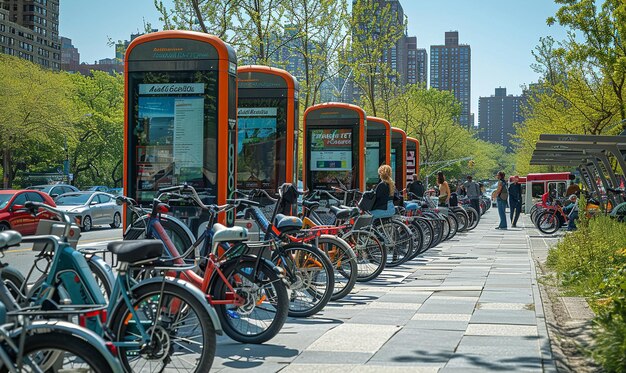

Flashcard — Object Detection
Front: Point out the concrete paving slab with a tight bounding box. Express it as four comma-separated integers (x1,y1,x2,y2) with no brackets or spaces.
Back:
465,323,538,337
470,309,536,325
306,323,401,353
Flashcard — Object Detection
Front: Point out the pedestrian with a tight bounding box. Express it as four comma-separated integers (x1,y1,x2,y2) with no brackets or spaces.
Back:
437,171,450,206
492,171,508,229
508,175,522,228
407,173,425,199
563,194,579,231
370,165,396,219
565,180,580,197
463,175,482,215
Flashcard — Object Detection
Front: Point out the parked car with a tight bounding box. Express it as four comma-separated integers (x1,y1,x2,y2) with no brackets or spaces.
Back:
27,184,79,199
108,188,123,196
0,190,57,235
54,192,122,232
84,186,109,193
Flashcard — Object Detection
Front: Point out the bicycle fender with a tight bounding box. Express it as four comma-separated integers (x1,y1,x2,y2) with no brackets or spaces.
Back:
19,320,124,373
86,255,115,294
319,234,356,260
126,214,196,243
129,276,223,335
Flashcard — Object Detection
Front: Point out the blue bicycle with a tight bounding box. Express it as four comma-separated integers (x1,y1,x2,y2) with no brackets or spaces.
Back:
3,201,221,373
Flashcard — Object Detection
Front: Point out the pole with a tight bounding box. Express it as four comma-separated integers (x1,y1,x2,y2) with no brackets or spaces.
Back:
63,136,69,183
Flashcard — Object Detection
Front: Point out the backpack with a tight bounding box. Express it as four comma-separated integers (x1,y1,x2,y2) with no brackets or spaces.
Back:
358,190,376,212
498,181,508,201
449,193,458,207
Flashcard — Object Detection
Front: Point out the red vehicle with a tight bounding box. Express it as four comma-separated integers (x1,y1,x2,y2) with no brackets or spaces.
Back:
0,190,57,234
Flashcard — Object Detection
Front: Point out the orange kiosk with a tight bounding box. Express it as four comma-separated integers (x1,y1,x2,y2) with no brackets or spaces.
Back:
237,66,299,191
391,127,407,191
124,31,238,231
303,103,367,192
406,136,420,179
366,116,391,189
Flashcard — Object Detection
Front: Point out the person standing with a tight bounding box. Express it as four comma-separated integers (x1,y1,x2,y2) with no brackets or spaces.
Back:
565,180,580,197
463,175,482,215
370,165,396,219
437,172,451,206
508,176,522,228
492,171,508,229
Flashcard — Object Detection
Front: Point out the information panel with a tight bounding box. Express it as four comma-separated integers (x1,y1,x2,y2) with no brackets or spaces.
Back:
237,107,278,189
309,128,353,186
366,141,380,185
136,83,205,201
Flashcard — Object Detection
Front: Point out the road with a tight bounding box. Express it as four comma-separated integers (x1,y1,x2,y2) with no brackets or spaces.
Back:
2,227,123,276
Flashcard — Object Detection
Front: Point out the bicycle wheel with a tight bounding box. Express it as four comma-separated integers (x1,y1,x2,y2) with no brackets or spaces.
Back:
341,230,386,282
441,217,450,241
109,281,216,373
536,211,560,234
211,256,289,344
376,219,413,267
273,243,335,318
87,257,113,303
446,213,458,240
414,218,433,253
124,218,193,257
317,235,357,301
20,332,115,373
406,219,424,261
465,207,479,230
0,264,26,302
454,209,469,232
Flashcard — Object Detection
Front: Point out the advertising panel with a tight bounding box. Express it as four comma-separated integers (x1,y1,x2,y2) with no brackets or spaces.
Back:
309,128,353,186
237,107,278,189
366,141,380,185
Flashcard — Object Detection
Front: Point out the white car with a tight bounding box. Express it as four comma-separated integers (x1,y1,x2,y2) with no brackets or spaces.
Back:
55,191,122,231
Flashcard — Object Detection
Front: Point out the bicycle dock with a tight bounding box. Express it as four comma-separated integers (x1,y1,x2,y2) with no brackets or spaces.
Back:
212,209,556,372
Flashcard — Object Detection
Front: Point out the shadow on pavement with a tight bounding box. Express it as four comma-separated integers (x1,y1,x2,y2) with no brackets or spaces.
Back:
217,343,299,369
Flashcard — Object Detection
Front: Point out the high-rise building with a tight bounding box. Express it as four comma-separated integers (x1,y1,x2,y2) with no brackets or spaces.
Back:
430,31,471,127
0,0,60,69
478,87,524,151
60,36,79,71
416,48,427,86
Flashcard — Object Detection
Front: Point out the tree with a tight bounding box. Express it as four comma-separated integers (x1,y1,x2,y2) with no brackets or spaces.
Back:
547,0,626,128
342,0,405,117
0,55,74,188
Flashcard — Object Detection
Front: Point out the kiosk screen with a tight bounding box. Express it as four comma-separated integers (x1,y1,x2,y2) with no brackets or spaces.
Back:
366,141,380,185
237,99,287,190
309,128,353,187
130,72,218,204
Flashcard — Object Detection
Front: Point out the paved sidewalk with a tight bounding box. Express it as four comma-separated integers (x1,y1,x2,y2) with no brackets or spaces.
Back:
212,210,556,372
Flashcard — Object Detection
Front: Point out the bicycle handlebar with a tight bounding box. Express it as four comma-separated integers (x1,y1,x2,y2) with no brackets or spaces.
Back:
23,201,72,239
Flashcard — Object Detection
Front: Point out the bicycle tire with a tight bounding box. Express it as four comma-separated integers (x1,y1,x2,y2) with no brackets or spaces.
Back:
454,209,469,232
87,258,112,303
108,281,216,373
0,264,26,302
441,216,450,241
428,218,443,248
465,207,479,230
20,331,115,373
406,219,424,261
375,219,413,267
273,243,335,318
341,230,386,282
211,257,289,344
536,211,560,234
317,235,357,301
446,213,458,240
414,218,433,253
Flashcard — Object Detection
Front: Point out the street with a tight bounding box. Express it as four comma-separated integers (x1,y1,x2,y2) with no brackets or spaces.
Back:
2,227,123,275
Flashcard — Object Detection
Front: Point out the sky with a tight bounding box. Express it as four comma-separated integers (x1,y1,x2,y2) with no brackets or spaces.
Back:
59,0,570,125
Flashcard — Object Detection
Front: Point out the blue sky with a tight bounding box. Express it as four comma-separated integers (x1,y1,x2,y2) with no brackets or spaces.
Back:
60,0,569,123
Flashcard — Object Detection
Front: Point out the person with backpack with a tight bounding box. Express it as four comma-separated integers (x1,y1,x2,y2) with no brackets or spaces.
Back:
492,171,508,229
370,165,396,219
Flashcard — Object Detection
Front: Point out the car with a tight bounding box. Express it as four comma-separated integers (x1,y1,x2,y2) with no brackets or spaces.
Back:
84,186,110,193
108,188,124,196
0,190,57,235
54,191,122,232
27,184,80,199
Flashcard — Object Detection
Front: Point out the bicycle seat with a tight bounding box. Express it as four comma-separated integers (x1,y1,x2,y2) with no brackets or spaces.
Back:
273,214,303,234
0,231,21,251
403,202,419,211
302,200,320,210
329,205,359,220
108,240,163,264
211,223,248,242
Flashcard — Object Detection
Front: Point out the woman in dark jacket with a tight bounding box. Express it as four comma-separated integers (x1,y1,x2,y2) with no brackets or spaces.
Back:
370,164,396,219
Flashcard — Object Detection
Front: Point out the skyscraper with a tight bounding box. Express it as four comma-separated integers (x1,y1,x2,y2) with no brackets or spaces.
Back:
478,87,524,151
430,31,471,127
0,0,60,69
60,36,79,71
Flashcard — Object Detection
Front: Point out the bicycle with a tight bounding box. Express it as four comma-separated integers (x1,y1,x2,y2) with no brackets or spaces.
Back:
121,186,290,344
0,230,122,373
3,201,219,372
